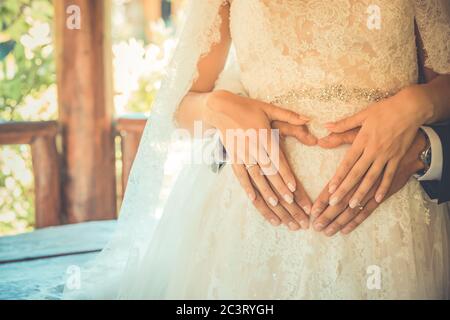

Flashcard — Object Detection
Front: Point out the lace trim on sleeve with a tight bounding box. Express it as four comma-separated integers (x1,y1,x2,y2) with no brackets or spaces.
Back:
171,0,229,128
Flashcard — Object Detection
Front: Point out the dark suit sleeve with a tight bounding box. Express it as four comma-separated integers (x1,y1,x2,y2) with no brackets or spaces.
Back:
420,122,450,204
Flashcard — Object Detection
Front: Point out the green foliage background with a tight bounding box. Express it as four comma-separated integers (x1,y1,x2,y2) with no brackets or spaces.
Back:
0,0,178,236
0,0,55,235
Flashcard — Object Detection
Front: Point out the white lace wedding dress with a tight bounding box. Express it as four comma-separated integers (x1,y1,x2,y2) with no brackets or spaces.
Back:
64,0,450,299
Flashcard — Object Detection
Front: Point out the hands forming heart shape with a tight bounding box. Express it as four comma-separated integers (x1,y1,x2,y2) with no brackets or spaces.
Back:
207,88,431,236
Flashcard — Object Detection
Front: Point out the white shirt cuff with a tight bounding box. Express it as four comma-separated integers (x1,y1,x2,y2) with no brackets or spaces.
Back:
418,126,443,181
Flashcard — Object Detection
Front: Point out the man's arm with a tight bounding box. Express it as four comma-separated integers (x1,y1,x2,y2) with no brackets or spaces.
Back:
420,123,450,203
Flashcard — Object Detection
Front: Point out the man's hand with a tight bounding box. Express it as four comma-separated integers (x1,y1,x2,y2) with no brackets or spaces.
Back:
311,129,427,236
322,88,432,212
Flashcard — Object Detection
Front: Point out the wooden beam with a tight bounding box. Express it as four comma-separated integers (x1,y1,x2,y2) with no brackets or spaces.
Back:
54,0,116,223
0,121,61,228
0,121,58,145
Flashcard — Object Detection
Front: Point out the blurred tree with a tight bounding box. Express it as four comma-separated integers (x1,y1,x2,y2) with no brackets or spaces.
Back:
0,0,55,121
0,0,55,235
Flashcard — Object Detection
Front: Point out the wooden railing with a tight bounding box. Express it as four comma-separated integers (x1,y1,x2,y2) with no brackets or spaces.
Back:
0,121,61,228
115,116,147,191
0,117,147,229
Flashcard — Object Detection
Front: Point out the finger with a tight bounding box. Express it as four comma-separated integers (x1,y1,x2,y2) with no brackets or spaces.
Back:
323,207,360,236
258,130,294,202
232,133,256,166
263,137,296,191
270,182,310,229
328,142,364,195
293,179,313,216
262,102,310,125
313,187,354,232
264,168,294,204
318,129,359,148
269,201,302,231
311,184,331,218
231,163,256,201
329,152,372,206
324,186,377,236
324,108,370,133
247,165,278,207
272,121,317,146
340,198,379,234
277,148,297,192
374,158,400,204
348,158,386,209
251,189,281,226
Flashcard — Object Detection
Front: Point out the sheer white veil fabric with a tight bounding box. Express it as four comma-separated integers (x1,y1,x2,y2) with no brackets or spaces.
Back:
63,0,236,299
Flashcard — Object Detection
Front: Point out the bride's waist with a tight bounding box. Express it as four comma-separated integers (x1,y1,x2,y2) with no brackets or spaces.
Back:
259,85,395,138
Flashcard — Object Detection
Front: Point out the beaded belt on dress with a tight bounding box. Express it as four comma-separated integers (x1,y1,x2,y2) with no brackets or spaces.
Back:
268,84,395,105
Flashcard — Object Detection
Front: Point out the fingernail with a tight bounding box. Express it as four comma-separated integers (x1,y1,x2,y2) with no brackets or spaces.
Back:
341,228,350,234
312,207,322,217
288,222,300,231
287,183,296,192
325,227,336,236
349,198,359,209
284,194,294,204
303,205,311,215
248,192,256,201
300,220,309,229
328,184,337,194
375,193,384,203
269,197,278,207
270,219,280,226
314,222,324,231
329,196,340,206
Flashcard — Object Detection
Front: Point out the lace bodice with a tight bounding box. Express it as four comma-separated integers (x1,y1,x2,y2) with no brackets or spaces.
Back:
228,0,450,101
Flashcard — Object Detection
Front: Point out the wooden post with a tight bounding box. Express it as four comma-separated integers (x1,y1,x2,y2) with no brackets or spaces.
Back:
115,117,147,193
31,135,61,228
54,0,116,223
0,121,61,228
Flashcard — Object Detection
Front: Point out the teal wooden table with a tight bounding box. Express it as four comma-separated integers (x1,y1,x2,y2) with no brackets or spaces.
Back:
0,220,116,300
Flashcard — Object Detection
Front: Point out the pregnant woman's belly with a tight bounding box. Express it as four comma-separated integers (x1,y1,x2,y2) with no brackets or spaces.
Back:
184,88,445,299
265,88,384,199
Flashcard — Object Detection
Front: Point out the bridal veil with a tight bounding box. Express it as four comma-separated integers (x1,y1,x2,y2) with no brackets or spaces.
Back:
63,0,233,299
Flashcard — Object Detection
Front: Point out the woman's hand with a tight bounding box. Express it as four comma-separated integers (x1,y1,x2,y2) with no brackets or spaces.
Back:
204,90,314,229
319,86,433,211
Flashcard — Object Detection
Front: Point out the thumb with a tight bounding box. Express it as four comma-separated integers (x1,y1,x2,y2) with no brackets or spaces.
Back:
324,108,369,133
262,102,310,125
318,129,358,148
